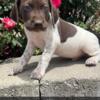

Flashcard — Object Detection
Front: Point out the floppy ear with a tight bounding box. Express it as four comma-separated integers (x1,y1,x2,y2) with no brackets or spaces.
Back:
52,8,59,24
10,0,20,22
49,0,59,25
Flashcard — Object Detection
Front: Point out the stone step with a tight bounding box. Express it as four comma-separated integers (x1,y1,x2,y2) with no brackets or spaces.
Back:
0,56,100,97
0,57,39,97
41,57,100,97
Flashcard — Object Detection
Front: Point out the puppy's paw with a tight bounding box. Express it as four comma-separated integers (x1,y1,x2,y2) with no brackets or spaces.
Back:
30,67,45,80
8,66,23,76
85,57,98,66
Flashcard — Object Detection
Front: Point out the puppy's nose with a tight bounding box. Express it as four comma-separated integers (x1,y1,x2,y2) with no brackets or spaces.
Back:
34,20,43,27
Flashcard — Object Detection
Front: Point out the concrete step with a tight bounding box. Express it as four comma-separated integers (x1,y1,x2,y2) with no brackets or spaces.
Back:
0,57,39,97
41,57,100,97
0,56,100,97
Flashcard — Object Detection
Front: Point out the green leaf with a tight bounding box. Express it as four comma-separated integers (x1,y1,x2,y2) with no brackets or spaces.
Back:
12,39,22,47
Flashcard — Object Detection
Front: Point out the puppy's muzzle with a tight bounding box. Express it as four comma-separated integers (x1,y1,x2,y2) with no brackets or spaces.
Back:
25,20,46,31
33,20,43,29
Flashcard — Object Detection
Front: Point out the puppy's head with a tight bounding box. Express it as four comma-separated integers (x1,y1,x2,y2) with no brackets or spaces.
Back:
10,0,59,32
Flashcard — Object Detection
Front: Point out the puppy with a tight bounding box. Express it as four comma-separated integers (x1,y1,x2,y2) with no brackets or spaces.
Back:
9,0,100,80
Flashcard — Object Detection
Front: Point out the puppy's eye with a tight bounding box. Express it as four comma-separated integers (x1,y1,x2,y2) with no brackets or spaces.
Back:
24,5,32,12
40,5,48,9
44,5,49,9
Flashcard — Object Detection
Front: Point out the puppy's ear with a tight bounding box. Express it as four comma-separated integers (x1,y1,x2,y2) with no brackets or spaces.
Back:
10,0,20,22
52,8,59,24
48,0,59,25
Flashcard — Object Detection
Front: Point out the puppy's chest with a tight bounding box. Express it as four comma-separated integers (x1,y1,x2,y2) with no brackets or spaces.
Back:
30,32,46,49
25,29,47,49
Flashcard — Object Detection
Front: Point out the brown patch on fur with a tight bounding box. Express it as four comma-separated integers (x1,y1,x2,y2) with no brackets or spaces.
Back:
20,0,50,31
48,0,59,25
51,8,59,26
10,0,20,22
10,0,59,31
58,19,77,42
10,0,51,31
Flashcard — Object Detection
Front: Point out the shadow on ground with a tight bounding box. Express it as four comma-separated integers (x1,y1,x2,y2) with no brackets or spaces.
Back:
15,56,86,82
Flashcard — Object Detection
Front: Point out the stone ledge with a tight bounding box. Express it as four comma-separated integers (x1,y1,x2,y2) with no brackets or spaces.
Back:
41,79,100,97
41,57,100,97
0,56,100,97
0,57,39,96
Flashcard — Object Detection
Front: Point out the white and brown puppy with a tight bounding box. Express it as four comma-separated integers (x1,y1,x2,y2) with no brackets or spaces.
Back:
9,0,100,79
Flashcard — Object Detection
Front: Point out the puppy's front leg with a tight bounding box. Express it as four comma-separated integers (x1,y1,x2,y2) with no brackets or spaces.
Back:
31,40,57,80
9,41,34,75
